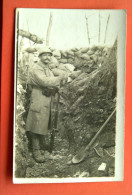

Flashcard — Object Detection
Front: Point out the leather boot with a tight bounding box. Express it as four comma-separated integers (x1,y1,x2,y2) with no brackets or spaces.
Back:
66,129,76,154
39,135,50,151
26,131,32,152
31,133,45,163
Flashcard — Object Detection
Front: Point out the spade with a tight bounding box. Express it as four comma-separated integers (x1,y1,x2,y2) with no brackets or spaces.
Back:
72,108,116,164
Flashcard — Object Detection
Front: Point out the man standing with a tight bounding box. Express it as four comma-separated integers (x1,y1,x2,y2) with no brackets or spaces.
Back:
26,47,63,163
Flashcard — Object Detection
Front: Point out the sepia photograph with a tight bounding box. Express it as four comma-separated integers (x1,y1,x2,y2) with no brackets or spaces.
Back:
13,9,126,183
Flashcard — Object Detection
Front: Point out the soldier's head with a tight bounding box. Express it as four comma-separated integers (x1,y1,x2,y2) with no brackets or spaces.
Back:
38,47,52,65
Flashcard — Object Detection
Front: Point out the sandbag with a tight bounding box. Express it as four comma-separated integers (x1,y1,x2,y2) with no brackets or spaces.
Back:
97,46,104,51
74,51,82,58
90,54,98,63
49,56,59,68
53,50,61,59
70,70,82,79
25,47,37,53
58,63,70,71
52,68,67,76
49,47,55,52
72,76,89,88
94,50,100,56
67,50,74,57
67,58,75,64
103,47,110,57
98,56,103,64
87,50,94,55
60,50,67,58
59,59,68,64
71,47,79,52
80,53,90,60
91,46,98,52
71,73,88,83
74,56,83,68
64,63,75,72
80,47,89,53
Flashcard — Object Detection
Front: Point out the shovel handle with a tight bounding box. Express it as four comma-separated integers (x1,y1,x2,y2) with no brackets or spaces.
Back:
85,108,116,151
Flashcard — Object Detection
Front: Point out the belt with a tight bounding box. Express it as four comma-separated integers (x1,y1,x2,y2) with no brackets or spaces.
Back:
42,87,58,97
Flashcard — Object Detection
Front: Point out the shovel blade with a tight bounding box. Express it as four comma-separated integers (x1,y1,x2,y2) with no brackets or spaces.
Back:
71,151,87,164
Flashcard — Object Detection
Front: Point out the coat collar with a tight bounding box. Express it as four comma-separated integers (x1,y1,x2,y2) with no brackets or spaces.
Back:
37,60,50,70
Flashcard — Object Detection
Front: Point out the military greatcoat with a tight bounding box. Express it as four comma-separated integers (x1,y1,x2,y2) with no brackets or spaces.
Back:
26,61,60,135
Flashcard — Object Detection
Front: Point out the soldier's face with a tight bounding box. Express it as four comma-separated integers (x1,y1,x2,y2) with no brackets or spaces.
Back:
39,53,52,64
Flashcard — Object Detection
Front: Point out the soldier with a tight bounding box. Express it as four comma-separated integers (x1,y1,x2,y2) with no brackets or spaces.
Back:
26,47,64,163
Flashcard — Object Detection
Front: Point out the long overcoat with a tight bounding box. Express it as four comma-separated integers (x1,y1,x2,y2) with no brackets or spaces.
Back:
26,61,60,135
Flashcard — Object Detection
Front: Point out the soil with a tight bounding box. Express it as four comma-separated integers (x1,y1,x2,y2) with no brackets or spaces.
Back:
25,129,115,178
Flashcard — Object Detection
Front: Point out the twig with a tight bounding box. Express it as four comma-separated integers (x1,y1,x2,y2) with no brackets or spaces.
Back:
93,147,103,158
17,110,25,118
104,149,115,158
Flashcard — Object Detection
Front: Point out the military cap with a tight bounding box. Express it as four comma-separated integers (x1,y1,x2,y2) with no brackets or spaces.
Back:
38,47,52,56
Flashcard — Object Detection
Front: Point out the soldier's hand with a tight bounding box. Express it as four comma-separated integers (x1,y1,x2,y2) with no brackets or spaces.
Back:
53,77,61,88
54,73,69,88
60,74,69,86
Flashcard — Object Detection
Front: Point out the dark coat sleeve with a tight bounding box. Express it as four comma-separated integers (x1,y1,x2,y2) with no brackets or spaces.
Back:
28,67,61,88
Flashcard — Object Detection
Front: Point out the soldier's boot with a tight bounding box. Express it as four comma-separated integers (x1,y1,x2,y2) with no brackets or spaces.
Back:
39,135,50,152
31,133,45,163
67,129,76,154
26,131,32,152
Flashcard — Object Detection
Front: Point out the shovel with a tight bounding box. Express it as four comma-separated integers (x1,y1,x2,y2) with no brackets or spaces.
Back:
71,108,116,164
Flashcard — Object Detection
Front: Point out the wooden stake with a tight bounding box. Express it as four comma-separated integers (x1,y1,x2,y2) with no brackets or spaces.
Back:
46,12,53,46
98,12,101,43
104,14,110,44
85,14,90,45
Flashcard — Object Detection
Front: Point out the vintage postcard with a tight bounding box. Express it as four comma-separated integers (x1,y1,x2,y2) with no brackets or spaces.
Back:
13,9,126,183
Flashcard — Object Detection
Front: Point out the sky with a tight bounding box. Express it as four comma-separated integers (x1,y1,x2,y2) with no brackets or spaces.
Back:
17,9,126,50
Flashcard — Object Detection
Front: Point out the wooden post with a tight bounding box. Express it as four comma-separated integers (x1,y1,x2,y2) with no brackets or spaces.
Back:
104,14,110,44
98,12,101,43
85,14,90,45
46,12,53,46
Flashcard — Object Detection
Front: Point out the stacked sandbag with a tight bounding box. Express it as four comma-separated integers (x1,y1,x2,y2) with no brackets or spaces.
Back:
22,45,112,83
23,45,111,75
58,46,111,74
